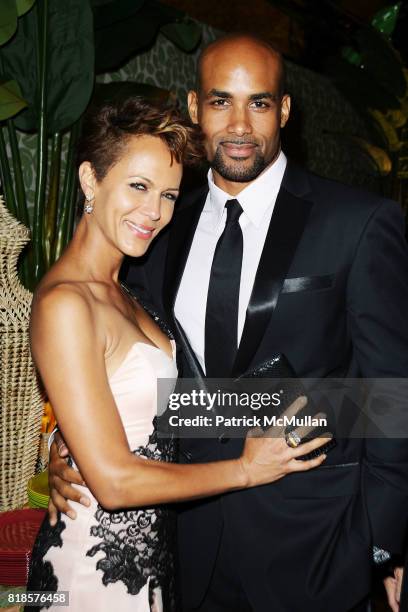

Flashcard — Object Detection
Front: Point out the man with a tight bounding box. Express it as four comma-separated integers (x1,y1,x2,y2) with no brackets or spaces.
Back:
48,34,408,611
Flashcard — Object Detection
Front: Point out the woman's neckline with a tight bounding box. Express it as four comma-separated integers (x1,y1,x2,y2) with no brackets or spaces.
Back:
108,339,176,380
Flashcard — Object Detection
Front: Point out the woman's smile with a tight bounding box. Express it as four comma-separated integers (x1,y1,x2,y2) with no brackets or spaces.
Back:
124,219,156,240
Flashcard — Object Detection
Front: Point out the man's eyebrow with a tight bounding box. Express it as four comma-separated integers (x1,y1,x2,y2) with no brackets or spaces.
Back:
207,89,231,98
248,92,279,101
206,90,279,101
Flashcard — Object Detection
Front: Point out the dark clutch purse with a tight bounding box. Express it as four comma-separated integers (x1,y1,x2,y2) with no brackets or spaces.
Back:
235,354,336,460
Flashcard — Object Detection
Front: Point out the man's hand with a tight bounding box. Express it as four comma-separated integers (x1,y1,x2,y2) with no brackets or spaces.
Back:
48,432,90,526
384,567,403,612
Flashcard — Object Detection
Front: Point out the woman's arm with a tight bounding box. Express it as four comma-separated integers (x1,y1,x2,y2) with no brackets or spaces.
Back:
32,286,327,512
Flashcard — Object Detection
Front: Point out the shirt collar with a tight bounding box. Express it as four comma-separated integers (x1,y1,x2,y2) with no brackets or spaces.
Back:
206,150,287,229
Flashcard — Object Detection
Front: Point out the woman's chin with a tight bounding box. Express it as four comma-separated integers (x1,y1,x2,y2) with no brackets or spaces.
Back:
121,239,152,259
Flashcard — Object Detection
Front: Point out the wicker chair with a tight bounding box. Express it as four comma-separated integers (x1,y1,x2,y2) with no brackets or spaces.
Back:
0,197,44,510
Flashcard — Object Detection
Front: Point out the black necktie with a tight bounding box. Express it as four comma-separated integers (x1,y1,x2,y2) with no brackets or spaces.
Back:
205,199,243,378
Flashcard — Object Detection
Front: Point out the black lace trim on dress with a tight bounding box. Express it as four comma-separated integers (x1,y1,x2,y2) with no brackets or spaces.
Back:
86,419,178,610
119,282,175,340
24,514,66,611
26,287,178,610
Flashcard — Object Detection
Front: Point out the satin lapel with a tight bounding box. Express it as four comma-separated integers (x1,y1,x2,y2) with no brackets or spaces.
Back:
173,318,206,382
163,186,208,316
232,185,313,377
163,186,208,379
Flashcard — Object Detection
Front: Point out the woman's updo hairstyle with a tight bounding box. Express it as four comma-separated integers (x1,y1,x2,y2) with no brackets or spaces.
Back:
76,96,204,205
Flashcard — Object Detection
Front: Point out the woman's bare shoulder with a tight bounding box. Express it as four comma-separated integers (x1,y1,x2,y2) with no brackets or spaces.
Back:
33,278,93,315
30,275,101,347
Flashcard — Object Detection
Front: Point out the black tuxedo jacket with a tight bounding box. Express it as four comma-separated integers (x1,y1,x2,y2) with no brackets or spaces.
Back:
124,161,408,611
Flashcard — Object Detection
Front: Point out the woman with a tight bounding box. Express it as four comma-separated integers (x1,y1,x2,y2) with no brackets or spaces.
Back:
26,97,328,611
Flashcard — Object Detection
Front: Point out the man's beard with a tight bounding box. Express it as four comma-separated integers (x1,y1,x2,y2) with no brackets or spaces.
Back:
211,146,268,183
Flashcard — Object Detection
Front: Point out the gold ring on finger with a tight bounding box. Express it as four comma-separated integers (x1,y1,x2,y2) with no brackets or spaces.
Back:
285,430,302,448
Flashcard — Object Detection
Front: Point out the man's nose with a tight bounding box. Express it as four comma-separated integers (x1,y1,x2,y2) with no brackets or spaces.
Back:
227,105,252,136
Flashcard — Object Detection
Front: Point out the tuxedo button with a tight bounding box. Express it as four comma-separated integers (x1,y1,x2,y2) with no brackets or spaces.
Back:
219,434,230,444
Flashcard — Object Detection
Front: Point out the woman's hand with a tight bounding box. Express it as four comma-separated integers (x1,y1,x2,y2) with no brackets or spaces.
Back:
384,567,403,612
239,396,331,487
48,432,90,526
47,396,330,516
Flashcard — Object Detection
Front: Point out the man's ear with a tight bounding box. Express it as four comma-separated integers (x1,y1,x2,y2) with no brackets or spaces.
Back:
280,94,291,128
78,161,97,200
187,90,199,125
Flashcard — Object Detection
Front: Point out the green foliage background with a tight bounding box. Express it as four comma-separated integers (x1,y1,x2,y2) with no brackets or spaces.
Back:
0,4,383,289
10,24,378,219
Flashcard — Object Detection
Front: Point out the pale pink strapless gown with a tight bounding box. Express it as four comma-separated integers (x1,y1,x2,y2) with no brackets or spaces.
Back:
27,340,178,612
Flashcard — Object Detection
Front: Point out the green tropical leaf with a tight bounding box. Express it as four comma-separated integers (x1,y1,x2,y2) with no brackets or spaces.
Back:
15,0,36,18
327,57,401,112
385,108,407,129
91,0,146,28
93,0,183,73
369,108,402,152
341,46,362,67
0,0,94,133
0,0,17,47
371,3,401,38
326,130,392,176
90,0,122,5
351,136,392,176
0,79,27,120
397,148,408,179
356,26,406,99
161,19,201,53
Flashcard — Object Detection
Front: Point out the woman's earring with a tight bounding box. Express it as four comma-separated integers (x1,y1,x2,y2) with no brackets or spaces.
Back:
84,194,94,214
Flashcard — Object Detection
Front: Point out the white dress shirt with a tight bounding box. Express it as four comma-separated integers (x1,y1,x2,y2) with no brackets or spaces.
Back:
174,151,287,372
